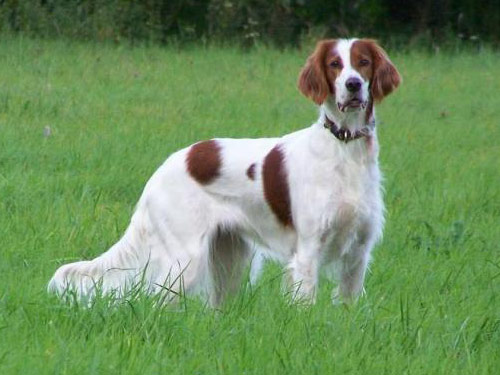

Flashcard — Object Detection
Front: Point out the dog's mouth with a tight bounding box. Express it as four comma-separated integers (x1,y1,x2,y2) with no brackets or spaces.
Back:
337,98,367,113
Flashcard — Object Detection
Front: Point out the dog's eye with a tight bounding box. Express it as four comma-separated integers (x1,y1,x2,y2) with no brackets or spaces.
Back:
359,59,370,66
329,60,340,68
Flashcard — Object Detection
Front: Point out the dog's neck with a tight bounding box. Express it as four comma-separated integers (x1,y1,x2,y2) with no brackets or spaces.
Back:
312,96,378,157
320,96,374,132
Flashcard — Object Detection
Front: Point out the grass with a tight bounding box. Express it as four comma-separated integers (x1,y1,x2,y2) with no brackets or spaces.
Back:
1,37,499,374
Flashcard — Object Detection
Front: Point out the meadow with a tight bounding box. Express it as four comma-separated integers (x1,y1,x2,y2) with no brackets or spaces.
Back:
0,37,499,374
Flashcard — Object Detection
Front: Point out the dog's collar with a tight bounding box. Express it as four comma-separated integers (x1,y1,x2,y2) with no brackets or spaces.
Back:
323,115,375,143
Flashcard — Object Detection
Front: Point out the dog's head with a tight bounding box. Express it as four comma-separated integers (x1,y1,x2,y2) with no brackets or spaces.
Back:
298,39,401,111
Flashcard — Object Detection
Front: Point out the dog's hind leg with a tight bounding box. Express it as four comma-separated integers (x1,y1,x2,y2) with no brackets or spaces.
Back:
208,228,251,306
249,250,266,286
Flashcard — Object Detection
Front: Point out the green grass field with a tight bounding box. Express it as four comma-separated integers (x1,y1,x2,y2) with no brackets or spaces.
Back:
1,37,499,374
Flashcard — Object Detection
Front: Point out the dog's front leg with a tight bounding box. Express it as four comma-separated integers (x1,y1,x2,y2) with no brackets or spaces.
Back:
332,240,373,305
287,237,322,303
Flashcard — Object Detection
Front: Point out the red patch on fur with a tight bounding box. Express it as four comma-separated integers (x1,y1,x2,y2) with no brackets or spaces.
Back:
262,146,293,227
350,40,375,82
246,163,256,180
186,140,222,184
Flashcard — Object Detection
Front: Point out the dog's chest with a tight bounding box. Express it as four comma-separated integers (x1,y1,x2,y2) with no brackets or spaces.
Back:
329,162,377,215
292,150,381,234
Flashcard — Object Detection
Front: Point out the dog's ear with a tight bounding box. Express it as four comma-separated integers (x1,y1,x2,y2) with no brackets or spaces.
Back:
363,40,401,102
297,40,336,105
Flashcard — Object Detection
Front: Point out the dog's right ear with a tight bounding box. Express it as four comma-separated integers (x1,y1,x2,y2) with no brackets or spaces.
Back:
361,39,401,103
297,40,336,105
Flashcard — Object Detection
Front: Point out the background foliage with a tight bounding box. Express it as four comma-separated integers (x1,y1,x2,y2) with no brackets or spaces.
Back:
1,0,499,48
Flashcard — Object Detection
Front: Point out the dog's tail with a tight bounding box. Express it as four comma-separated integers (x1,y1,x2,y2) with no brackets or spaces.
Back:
48,208,152,302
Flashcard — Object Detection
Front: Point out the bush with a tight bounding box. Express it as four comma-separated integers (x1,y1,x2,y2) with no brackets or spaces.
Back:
0,0,498,48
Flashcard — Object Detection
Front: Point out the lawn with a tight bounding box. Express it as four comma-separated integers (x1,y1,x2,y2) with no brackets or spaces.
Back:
0,37,499,374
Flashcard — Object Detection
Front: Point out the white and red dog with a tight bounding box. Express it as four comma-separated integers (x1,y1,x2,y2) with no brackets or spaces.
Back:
49,39,400,305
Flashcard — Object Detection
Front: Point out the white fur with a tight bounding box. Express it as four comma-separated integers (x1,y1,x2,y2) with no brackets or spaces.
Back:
48,39,389,306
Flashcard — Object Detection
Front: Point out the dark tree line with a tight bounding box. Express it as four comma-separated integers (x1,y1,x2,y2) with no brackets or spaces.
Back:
1,0,498,48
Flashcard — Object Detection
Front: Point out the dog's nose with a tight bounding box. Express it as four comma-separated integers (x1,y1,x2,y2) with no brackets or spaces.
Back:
345,77,362,93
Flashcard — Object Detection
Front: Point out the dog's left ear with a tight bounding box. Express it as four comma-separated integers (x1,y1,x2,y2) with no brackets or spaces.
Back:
297,40,336,105
363,40,401,102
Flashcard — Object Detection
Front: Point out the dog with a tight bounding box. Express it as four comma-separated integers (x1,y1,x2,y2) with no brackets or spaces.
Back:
48,38,400,306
